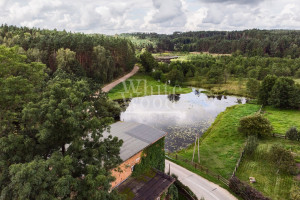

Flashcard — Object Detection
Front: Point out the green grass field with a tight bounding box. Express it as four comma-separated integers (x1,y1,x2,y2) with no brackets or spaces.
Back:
294,79,300,84
108,74,192,100
236,138,300,200
173,104,260,178
263,106,300,135
184,77,249,97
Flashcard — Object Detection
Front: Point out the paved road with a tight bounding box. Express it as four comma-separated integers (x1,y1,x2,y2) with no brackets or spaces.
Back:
102,65,139,93
165,160,237,200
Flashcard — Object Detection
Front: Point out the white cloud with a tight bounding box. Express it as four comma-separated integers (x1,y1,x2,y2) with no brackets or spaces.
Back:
0,0,300,34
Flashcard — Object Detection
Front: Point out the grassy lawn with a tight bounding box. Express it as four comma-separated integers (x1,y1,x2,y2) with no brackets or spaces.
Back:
184,77,248,97
172,103,260,179
263,106,300,135
108,74,192,100
236,137,300,200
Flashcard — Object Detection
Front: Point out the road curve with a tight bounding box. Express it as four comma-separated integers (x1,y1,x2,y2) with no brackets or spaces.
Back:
165,160,237,200
102,65,139,93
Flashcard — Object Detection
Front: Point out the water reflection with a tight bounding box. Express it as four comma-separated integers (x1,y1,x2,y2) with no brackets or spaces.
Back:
119,88,246,152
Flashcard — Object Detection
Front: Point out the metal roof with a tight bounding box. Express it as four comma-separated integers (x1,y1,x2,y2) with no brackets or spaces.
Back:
102,122,166,161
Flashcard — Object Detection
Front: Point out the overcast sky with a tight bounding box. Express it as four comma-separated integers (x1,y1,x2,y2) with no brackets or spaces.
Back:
1,0,300,35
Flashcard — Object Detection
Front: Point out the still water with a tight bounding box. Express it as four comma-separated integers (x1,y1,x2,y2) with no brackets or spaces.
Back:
120,88,246,152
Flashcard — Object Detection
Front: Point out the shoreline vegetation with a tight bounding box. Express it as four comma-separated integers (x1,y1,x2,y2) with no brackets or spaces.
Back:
108,73,192,100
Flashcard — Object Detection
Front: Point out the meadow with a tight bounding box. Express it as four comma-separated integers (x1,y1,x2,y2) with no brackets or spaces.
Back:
263,106,300,135
236,137,300,200
108,74,192,100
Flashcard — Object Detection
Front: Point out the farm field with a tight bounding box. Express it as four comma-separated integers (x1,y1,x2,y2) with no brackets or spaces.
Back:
236,137,300,200
108,73,192,100
263,106,300,135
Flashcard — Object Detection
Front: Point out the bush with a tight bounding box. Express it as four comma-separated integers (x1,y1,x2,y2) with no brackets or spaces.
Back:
269,145,297,174
244,136,258,155
286,127,300,141
229,176,270,200
167,69,184,86
152,70,163,81
238,114,273,138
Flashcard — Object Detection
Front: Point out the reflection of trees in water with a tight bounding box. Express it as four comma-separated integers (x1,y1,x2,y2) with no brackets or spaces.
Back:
167,94,181,102
216,95,222,100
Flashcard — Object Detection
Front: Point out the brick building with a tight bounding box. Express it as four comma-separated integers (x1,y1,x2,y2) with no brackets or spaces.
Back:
103,121,175,199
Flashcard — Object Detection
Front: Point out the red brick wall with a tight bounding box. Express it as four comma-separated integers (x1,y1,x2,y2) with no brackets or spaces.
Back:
111,151,142,188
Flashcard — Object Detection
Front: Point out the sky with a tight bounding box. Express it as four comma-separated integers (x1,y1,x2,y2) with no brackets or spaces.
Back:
1,0,300,35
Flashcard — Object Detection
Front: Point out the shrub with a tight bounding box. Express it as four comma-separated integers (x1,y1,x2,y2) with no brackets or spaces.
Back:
229,176,270,200
244,136,258,155
269,145,297,174
167,69,184,86
152,70,163,81
238,114,273,137
286,127,300,141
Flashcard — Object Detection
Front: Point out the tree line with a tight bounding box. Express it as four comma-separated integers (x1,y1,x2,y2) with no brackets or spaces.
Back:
0,24,136,84
122,29,300,58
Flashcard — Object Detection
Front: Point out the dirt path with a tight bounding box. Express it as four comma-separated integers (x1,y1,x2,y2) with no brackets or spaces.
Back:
102,65,139,93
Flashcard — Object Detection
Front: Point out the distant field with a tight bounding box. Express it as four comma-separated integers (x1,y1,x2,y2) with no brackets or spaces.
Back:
263,106,300,135
108,74,192,100
184,77,249,97
236,137,300,200
295,79,300,84
174,104,260,178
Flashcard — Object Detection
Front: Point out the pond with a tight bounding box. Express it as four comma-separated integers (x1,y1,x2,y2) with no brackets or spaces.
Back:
119,88,247,152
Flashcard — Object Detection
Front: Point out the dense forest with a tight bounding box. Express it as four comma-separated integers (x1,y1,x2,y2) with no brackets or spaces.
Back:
0,25,135,199
122,30,300,58
0,24,136,83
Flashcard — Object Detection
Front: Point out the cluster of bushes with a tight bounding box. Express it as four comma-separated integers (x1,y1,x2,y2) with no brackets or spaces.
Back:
229,176,270,200
286,127,300,141
239,114,298,175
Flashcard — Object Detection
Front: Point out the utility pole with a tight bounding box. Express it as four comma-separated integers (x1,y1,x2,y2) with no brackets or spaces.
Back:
197,133,200,163
192,129,197,163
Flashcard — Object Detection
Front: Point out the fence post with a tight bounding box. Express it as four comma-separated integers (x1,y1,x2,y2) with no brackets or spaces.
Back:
218,175,220,180
176,154,178,160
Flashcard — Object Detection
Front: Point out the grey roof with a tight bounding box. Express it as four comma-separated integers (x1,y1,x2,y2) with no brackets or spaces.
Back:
102,122,166,161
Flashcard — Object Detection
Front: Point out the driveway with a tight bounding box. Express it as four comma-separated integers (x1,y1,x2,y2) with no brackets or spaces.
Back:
102,65,139,93
165,160,237,200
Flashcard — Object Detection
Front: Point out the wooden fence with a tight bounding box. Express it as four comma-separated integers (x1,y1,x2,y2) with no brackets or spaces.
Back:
232,143,247,178
167,154,229,186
